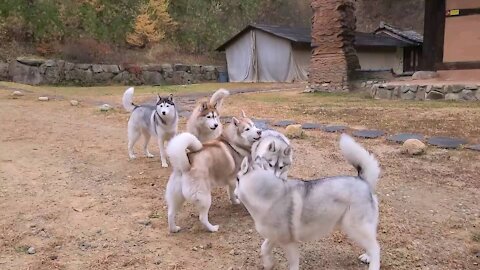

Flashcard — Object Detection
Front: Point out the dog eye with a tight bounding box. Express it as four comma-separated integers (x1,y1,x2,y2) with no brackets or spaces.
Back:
269,163,273,167
245,128,250,131
236,176,240,183
207,116,211,118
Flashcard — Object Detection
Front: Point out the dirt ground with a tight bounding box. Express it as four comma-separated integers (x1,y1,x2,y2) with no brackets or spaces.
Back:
0,84,479,270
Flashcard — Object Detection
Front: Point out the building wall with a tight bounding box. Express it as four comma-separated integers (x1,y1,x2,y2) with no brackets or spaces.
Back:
443,0,480,62
446,0,480,10
356,47,404,74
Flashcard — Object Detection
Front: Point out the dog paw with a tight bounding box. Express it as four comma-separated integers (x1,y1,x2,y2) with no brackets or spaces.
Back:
358,253,370,264
161,162,168,168
208,225,219,232
169,226,181,233
231,198,241,205
129,155,137,160
146,153,154,158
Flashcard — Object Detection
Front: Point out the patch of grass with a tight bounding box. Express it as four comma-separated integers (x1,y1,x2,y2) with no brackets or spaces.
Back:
148,211,161,219
243,90,480,110
0,82,282,98
230,90,480,139
14,245,29,253
472,231,480,242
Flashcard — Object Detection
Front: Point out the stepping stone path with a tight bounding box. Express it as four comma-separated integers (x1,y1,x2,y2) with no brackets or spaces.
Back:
352,129,385,139
427,136,468,149
301,123,323,130
321,125,347,133
252,119,269,130
273,120,296,127
387,133,425,143
466,144,480,152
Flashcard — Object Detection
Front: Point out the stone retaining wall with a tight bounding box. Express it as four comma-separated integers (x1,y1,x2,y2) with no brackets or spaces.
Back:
0,57,224,86
369,83,480,101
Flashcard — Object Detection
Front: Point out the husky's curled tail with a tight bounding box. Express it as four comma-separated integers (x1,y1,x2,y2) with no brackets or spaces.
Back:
122,87,136,112
166,133,203,172
339,134,380,190
209,88,229,110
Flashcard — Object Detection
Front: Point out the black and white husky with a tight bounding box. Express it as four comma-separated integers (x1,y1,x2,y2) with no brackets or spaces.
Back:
122,87,178,167
235,134,381,270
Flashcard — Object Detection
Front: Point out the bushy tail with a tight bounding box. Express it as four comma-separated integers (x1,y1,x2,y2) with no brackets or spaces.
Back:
166,133,203,172
209,88,230,110
122,87,136,112
339,134,380,190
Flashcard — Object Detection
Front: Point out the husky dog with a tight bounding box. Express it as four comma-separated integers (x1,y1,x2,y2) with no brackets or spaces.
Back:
122,87,178,167
186,88,230,142
165,113,262,233
251,129,292,179
235,134,381,270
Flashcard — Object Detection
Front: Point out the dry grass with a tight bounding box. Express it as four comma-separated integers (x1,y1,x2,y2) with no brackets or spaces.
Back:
0,82,284,98
0,83,479,270
229,91,480,140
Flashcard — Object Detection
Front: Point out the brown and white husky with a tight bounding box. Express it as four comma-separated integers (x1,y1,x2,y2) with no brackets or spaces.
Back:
165,112,262,233
186,88,229,142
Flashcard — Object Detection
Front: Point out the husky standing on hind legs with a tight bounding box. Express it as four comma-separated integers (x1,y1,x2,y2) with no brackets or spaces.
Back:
235,134,381,270
187,88,230,142
122,87,178,167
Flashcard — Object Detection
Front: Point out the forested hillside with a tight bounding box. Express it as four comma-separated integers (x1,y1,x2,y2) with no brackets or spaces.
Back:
0,0,423,64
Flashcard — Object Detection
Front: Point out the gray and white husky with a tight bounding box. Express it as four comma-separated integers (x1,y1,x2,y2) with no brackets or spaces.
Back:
235,134,381,270
251,129,292,179
122,87,178,167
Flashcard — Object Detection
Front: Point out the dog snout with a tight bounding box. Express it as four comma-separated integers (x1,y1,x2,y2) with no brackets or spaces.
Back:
257,130,262,136
214,123,219,128
162,111,166,115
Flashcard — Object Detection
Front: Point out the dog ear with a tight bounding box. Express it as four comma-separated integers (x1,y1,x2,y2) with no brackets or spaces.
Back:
156,94,161,103
254,156,269,170
240,157,249,175
201,102,208,111
232,117,240,126
268,141,276,152
241,110,247,118
283,146,291,156
168,94,174,102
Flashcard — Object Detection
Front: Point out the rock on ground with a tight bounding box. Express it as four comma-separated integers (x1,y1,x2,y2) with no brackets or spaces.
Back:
70,100,79,106
27,246,36,254
99,104,113,112
401,139,426,155
412,71,438,80
38,97,49,101
12,91,24,97
285,124,304,139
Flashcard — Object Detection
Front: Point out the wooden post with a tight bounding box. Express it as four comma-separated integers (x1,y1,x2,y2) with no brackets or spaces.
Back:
422,0,445,71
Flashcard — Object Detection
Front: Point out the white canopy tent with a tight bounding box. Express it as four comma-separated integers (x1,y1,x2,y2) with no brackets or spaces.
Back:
217,24,311,83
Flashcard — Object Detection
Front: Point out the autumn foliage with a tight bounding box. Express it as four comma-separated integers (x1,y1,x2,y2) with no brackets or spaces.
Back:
126,0,176,48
